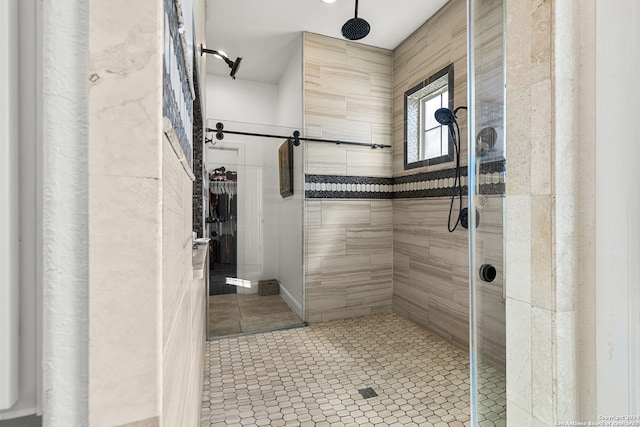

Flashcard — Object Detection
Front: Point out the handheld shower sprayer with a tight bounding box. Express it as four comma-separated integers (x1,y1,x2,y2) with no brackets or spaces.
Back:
434,106,467,232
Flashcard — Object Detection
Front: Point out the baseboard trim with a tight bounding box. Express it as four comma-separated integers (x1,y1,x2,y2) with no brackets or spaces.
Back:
279,285,303,319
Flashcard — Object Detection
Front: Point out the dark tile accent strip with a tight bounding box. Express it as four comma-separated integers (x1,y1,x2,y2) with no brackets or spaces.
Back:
192,74,204,237
163,0,193,168
304,160,505,199
305,175,394,185
306,191,393,200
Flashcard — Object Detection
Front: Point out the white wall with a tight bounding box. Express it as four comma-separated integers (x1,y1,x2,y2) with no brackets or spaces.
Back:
0,0,21,413
594,0,640,415
206,74,278,125
205,46,304,312
0,0,44,420
206,75,278,293
275,36,304,315
42,0,90,424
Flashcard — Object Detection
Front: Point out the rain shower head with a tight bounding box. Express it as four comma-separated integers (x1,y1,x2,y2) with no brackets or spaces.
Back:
342,0,370,41
434,107,457,126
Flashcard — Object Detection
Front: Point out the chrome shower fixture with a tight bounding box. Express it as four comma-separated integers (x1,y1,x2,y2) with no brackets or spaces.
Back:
342,0,370,41
201,45,242,80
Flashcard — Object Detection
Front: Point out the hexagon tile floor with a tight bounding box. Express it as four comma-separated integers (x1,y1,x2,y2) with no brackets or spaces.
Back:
201,313,506,427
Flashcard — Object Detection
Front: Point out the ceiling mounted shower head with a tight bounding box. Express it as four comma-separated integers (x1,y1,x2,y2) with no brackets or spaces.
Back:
342,0,370,41
434,107,456,126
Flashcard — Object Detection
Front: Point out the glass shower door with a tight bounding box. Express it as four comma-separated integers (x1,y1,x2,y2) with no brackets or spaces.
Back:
467,0,507,425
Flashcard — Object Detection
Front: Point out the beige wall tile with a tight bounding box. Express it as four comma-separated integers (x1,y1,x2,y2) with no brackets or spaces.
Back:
320,116,372,144
304,141,347,175
371,123,392,147
89,174,161,425
346,281,393,309
371,200,393,227
428,232,468,268
305,201,322,229
505,86,532,196
531,307,553,425
530,0,552,84
306,285,347,316
346,227,392,254
506,195,532,304
346,95,391,124
321,307,372,322
554,194,578,313
305,256,322,275
505,0,532,92
427,294,468,344
304,31,393,180
479,312,507,368
452,266,469,308
392,199,411,226
530,195,552,310
162,137,195,346
554,310,578,422
304,90,347,118
392,0,467,178
320,66,371,96
507,400,534,427
321,200,371,228
409,260,454,300
530,79,552,196
506,298,532,412
346,146,392,177
306,228,346,257
304,33,347,66
346,43,393,75
321,253,370,277
393,225,429,259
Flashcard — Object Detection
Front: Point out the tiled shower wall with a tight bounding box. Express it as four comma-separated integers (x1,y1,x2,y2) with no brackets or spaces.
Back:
391,0,506,370
302,3,506,372
302,32,394,322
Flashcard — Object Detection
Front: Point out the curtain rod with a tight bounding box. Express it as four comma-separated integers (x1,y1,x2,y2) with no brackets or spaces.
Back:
206,122,391,149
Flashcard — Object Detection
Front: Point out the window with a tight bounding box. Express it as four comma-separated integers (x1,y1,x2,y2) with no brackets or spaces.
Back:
404,64,454,169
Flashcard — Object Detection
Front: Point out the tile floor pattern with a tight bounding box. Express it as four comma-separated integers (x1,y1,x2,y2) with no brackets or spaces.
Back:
209,294,305,338
202,313,506,427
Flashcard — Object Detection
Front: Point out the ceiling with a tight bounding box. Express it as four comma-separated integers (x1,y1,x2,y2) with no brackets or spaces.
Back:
204,0,449,84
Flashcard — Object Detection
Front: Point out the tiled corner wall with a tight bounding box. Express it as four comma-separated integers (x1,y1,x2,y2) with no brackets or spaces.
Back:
390,0,506,372
393,0,506,371
392,195,505,367
301,3,507,375
390,0,467,354
302,32,394,322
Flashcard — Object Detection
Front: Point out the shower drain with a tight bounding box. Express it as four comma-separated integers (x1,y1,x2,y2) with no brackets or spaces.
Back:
358,387,378,399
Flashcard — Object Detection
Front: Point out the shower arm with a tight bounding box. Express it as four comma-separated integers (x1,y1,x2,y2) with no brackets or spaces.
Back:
206,122,391,149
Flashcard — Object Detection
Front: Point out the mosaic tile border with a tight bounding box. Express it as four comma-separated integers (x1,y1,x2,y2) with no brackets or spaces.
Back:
305,160,505,199
163,0,193,168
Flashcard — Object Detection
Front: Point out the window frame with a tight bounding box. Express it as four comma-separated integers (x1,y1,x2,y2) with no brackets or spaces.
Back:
403,64,455,170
